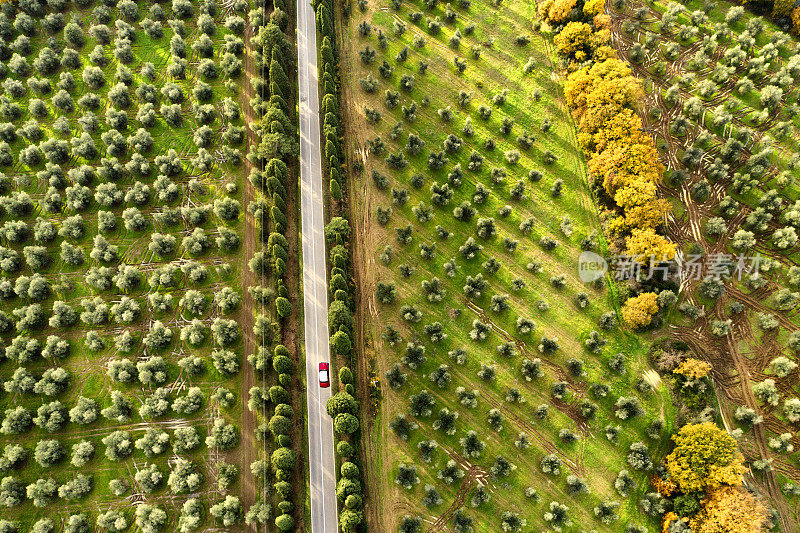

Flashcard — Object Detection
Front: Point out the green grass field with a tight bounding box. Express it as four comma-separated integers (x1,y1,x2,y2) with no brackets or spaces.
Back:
342,0,675,529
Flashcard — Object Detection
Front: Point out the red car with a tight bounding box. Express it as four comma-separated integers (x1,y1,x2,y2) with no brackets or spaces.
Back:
319,362,330,387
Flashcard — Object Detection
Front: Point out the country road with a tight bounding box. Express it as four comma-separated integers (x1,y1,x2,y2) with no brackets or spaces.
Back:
296,0,339,530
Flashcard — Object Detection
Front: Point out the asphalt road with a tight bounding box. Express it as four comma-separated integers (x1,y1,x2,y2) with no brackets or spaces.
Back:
296,0,339,530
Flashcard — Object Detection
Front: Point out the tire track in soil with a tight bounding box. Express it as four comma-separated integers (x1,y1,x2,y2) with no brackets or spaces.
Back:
425,444,489,532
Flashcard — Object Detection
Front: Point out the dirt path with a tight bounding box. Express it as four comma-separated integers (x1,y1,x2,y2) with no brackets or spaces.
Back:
239,15,261,531
335,3,392,532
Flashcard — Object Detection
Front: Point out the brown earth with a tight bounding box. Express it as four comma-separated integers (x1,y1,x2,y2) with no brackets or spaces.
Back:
238,13,260,530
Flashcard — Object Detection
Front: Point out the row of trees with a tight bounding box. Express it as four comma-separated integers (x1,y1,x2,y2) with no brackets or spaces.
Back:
246,346,299,529
543,0,675,329
0,495,244,532
317,0,369,530
245,0,301,529
0,170,243,227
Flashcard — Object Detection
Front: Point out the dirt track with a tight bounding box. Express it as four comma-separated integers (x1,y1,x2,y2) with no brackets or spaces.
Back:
238,14,260,531
333,1,393,530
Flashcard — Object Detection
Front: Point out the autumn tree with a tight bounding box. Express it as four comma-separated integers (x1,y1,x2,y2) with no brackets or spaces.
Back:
562,55,674,258
674,359,711,380
538,0,579,23
666,422,745,494
690,486,769,533
554,22,610,63
626,228,676,263
621,292,659,329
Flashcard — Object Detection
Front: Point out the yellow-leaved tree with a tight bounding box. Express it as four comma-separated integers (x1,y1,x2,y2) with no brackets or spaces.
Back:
674,359,712,380
586,108,643,153
583,76,644,125
610,201,671,235
556,9,675,272
793,7,800,35
553,21,593,62
564,67,594,115
546,0,579,23
592,43,617,61
666,422,745,494
621,292,659,328
589,137,663,198
625,227,676,262
662,514,686,532
564,58,635,118
583,0,604,17
690,486,769,533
